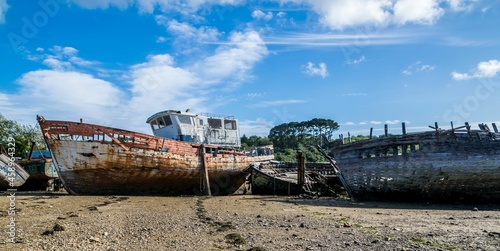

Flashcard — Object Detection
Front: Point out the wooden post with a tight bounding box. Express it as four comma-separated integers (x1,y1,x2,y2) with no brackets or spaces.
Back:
28,141,36,160
465,122,473,141
200,145,211,196
369,128,373,139
492,123,499,133
402,122,406,135
450,121,457,141
297,151,305,191
348,132,351,143
384,124,388,137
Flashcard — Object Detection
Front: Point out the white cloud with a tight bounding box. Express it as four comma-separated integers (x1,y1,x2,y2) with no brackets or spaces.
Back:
251,10,273,21
451,71,471,80
385,120,401,125
452,59,500,80
281,0,473,30
67,0,245,13
417,64,435,72
302,62,328,78
370,121,382,125
345,122,355,126
245,92,265,99
14,70,124,124
304,0,392,30
126,31,268,130
161,18,220,42
446,0,477,12
125,54,204,130
251,99,307,108
68,0,134,10
342,93,367,96
346,56,366,65
402,61,435,75
0,0,8,24
192,30,269,84
265,31,421,48
393,0,444,25
27,46,98,71
156,36,167,43
4,31,269,132
156,17,220,53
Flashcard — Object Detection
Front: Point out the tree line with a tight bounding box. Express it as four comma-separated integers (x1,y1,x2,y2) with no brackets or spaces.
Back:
268,118,339,150
241,118,340,162
0,113,45,157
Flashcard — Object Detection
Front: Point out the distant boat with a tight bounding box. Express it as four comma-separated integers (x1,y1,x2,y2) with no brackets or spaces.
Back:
328,122,500,202
16,144,60,191
37,110,274,195
0,153,30,189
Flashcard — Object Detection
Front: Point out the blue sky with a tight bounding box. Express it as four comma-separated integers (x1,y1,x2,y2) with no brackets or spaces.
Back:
1,0,499,137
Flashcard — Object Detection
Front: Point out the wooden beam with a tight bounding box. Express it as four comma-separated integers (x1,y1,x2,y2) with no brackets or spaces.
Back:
200,145,211,196
105,133,130,151
492,123,499,133
297,151,305,191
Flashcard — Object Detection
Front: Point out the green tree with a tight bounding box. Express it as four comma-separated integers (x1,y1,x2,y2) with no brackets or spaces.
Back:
268,118,340,162
0,114,45,157
240,135,272,148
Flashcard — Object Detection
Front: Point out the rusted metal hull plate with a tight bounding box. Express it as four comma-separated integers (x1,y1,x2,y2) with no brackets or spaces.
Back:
332,131,500,202
37,117,274,195
58,167,248,195
46,139,272,196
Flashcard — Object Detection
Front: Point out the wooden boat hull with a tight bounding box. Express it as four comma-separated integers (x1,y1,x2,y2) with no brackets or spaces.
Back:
0,153,30,189
38,117,274,195
251,166,302,195
331,131,500,202
16,159,59,190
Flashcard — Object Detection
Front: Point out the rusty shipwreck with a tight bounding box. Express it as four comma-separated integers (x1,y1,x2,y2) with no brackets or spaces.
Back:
37,110,274,195
329,122,500,202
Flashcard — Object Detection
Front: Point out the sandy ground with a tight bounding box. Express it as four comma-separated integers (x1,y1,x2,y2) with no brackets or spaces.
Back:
0,191,499,251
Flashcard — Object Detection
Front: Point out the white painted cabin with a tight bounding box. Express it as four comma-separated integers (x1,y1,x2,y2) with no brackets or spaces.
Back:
146,110,241,147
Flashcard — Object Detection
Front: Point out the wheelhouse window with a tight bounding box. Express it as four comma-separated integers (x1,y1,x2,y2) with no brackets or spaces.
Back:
208,118,222,129
224,119,237,130
178,115,192,124
150,116,175,130
157,117,166,129
150,119,159,130
163,115,172,126
198,119,204,126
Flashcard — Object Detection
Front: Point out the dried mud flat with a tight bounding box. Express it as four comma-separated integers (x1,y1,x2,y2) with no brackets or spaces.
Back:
1,191,499,251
